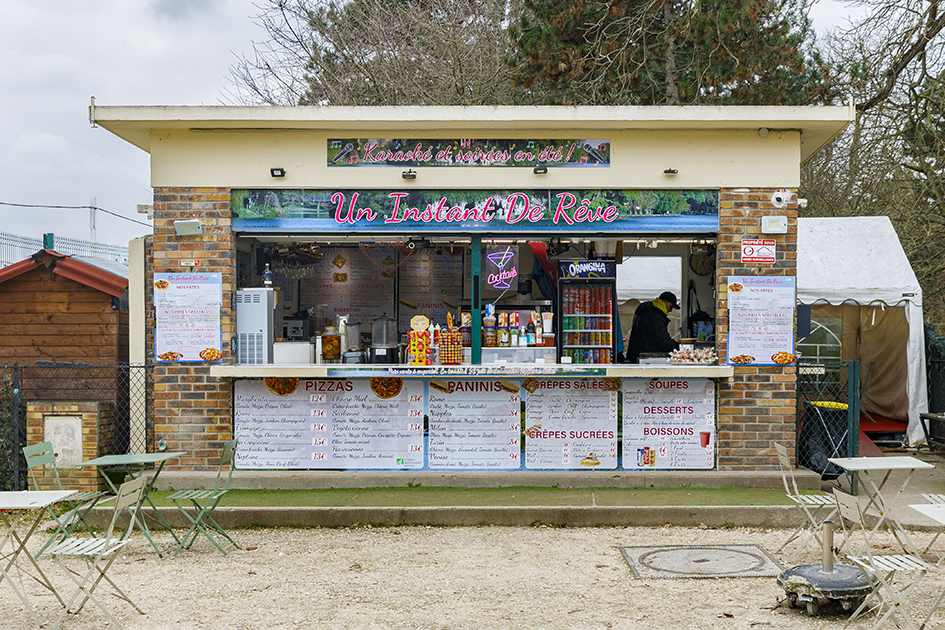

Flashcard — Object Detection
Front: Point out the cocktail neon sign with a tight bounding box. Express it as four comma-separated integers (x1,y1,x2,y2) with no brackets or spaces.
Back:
486,246,518,290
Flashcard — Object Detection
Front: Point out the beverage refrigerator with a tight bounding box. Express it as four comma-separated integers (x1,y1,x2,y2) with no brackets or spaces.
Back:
556,261,617,364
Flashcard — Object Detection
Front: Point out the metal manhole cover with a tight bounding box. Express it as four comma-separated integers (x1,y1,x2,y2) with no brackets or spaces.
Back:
619,544,783,579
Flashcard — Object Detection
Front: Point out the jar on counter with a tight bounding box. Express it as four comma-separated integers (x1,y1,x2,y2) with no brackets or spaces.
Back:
497,326,511,347
483,326,497,347
322,326,341,361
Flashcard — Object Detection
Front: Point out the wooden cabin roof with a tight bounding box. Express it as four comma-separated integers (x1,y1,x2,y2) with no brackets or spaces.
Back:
0,249,128,298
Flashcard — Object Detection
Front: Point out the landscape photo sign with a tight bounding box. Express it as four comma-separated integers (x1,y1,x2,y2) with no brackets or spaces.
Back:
231,189,720,234
328,138,610,167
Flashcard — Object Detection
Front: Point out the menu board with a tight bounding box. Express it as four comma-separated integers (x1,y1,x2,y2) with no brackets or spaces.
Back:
397,248,464,331
726,276,796,366
622,378,715,470
299,247,396,330
234,378,424,469
522,378,618,469
154,273,222,363
427,379,522,470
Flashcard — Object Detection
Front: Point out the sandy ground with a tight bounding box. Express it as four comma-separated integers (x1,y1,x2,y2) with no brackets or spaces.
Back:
3,524,945,629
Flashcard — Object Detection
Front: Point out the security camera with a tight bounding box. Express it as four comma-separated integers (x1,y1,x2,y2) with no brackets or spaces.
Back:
770,191,789,208
798,198,809,209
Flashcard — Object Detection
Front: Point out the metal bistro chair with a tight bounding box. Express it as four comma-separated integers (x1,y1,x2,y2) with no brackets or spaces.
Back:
43,475,148,630
23,442,112,556
168,439,239,557
774,442,838,562
834,489,933,630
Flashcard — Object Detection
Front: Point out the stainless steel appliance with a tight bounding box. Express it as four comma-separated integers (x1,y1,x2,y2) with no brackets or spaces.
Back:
235,288,274,364
370,313,399,363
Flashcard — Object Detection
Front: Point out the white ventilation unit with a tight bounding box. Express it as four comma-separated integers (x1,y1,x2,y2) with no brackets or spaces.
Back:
236,288,275,364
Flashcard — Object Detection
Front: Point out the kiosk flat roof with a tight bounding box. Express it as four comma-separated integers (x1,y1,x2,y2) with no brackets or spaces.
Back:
89,103,854,164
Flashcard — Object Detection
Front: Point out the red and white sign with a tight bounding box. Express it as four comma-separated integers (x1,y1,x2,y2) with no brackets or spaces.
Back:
741,239,776,264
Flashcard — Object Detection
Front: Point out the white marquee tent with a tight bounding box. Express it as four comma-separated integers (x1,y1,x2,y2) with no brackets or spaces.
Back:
797,216,928,445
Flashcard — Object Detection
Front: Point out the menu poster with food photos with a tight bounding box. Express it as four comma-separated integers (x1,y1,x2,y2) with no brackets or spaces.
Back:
154,273,222,363
523,378,619,470
726,276,796,367
622,378,716,470
427,379,522,470
234,378,424,470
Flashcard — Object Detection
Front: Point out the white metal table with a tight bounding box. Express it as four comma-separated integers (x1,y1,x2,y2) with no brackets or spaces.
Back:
829,456,934,555
0,490,75,626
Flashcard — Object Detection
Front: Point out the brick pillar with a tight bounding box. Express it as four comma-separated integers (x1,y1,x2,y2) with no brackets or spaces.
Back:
715,188,798,470
150,187,236,470
25,402,111,493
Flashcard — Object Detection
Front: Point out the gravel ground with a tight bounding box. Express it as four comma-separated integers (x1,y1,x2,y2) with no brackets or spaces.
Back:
4,525,945,629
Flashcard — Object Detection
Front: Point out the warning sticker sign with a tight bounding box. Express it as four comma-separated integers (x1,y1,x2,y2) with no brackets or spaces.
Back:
741,239,776,264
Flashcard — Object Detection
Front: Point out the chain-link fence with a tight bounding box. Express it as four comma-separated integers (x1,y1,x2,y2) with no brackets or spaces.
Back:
0,363,153,490
796,360,861,483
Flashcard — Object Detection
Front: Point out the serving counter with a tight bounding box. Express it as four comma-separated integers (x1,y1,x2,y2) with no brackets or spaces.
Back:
215,362,732,473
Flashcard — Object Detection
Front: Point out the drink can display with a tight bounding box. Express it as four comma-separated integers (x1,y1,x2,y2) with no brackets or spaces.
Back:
637,448,648,467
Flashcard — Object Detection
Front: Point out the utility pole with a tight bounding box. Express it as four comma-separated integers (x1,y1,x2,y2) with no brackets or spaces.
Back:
90,196,97,244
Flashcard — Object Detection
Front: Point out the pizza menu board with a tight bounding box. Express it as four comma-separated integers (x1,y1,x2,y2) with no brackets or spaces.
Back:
234,378,424,469
299,247,396,330
522,378,619,469
154,273,222,362
397,248,464,331
622,379,715,470
726,276,796,366
427,379,522,470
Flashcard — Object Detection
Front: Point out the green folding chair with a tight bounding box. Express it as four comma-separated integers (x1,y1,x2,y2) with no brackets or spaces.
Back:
168,439,239,557
23,442,112,557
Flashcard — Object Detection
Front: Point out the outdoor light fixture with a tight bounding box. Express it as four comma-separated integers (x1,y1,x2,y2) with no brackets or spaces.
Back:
758,128,770,138
663,168,678,175
270,167,286,178
173,219,203,236
533,163,548,175
402,169,417,180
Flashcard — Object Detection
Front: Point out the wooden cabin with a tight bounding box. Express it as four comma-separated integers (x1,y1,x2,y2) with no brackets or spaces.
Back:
0,249,129,365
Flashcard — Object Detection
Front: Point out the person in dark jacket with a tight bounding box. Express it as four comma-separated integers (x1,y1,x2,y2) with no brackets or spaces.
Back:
625,291,680,363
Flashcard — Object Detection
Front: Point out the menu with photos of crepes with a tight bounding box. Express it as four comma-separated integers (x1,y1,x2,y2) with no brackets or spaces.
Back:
234,378,424,469
523,379,618,470
427,379,522,470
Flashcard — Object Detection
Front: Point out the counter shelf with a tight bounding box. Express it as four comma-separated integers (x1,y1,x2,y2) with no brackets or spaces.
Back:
210,363,734,379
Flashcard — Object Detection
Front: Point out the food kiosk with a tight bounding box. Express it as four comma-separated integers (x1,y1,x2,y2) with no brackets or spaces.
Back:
93,104,853,473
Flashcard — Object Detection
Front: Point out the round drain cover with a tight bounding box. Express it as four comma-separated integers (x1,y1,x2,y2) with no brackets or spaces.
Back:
637,546,768,577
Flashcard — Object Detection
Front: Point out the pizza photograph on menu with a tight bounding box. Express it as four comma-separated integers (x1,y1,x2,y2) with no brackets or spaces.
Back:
370,377,403,399
264,377,300,396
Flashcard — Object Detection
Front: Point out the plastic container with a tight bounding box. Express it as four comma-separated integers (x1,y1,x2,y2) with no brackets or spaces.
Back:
483,326,497,347
497,327,511,347
542,333,555,347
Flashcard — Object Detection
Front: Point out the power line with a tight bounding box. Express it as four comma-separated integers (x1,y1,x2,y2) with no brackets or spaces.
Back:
0,201,153,228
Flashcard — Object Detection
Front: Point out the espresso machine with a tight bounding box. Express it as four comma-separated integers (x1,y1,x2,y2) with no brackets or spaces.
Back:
370,313,399,364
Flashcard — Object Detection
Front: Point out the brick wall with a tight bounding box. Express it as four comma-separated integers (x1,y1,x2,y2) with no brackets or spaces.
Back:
716,188,798,470
151,187,236,470
26,402,112,493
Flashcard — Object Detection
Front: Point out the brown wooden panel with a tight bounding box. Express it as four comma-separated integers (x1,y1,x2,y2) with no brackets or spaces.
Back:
0,346,117,361
0,303,116,314
0,313,121,325
0,323,119,337
0,292,110,304
0,335,118,347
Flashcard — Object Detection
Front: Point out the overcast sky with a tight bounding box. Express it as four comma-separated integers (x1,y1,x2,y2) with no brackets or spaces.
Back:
0,0,855,250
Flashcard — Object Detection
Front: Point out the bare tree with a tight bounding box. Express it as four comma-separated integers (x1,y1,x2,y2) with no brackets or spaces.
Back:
228,0,534,106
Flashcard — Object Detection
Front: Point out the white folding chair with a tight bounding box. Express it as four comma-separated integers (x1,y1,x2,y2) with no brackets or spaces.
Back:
921,493,945,563
42,475,148,630
834,489,932,630
774,442,837,562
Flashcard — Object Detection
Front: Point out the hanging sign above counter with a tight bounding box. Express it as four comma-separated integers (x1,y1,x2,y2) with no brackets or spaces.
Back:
327,138,611,168
231,189,719,234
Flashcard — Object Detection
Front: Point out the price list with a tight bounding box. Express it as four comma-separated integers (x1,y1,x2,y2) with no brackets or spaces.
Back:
622,378,715,470
523,379,618,470
427,379,522,470
234,378,424,469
